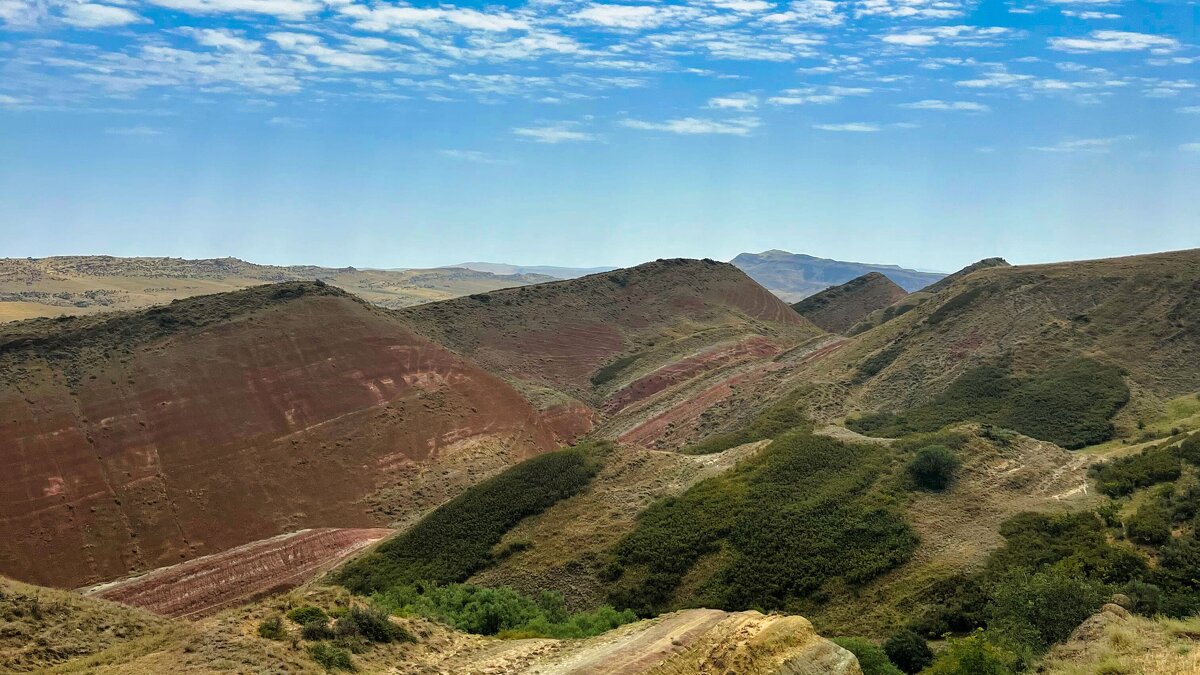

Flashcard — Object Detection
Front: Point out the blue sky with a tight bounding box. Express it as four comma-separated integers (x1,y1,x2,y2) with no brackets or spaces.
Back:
1,0,1197,272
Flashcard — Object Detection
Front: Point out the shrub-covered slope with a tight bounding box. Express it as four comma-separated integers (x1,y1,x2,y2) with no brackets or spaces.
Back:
793,272,909,334
821,249,1200,444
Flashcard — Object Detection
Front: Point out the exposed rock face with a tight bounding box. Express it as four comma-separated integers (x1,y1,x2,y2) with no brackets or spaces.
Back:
84,528,392,618
0,283,557,589
791,272,908,334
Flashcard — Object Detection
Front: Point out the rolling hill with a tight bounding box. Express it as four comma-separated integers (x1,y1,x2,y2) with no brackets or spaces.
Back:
0,256,554,322
0,282,559,589
792,272,909,334
731,250,946,301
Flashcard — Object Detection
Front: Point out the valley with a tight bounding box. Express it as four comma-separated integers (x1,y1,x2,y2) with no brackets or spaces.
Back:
1,248,1198,674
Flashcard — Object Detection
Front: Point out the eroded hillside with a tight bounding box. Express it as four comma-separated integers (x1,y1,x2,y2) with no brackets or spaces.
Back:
792,272,908,334
0,282,558,589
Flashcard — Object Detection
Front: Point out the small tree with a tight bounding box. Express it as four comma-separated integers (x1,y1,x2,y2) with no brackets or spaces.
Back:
257,616,285,640
908,445,960,491
831,637,903,675
924,630,1015,675
883,629,934,674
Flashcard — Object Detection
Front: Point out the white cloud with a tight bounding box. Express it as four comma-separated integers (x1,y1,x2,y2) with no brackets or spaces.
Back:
899,99,990,111
512,122,596,143
882,26,1013,48
768,85,871,105
857,0,970,19
813,122,880,132
761,0,844,26
145,0,323,19
0,94,28,106
182,28,261,52
1181,143,1200,152
707,92,758,110
1049,31,1179,53
63,3,145,28
105,125,163,135
440,149,510,163
267,116,306,127
1030,135,1134,152
1062,10,1121,19
1179,106,1200,114
620,116,761,135
572,4,688,30
338,4,529,32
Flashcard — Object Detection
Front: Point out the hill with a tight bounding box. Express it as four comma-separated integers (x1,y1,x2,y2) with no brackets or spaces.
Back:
454,261,617,279
397,259,826,447
819,249,1200,447
920,256,1009,295
792,272,909,334
0,282,559,589
0,256,554,322
731,250,945,301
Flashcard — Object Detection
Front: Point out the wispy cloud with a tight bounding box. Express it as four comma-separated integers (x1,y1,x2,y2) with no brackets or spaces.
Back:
439,149,511,164
707,93,758,110
1030,135,1134,152
620,116,761,136
1181,143,1200,153
105,125,163,136
63,4,147,28
1049,31,1178,53
512,121,596,143
899,99,990,112
813,122,881,132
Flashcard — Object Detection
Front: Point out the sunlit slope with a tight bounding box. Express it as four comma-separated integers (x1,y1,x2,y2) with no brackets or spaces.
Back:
0,282,557,589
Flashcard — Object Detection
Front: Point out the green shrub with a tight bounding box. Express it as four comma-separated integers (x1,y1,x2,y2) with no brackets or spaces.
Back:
679,390,812,455
302,618,336,641
339,606,414,644
1126,502,1172,545
307,642,355,671
908,445,960,491
923,630,1015,675
608,432,916,616
849,358,1128,449
590,353,641,386
1178,433,1200,466
986,568,1108,654
883,629,934,674
338,442,609,594
1090,447,1181,497
373,583,635,638
287,605,328,626
831,637,902,675
257,616,285,640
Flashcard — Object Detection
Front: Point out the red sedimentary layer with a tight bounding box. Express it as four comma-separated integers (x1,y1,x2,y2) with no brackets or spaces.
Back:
86,527,393,618
0,294,555,589
603,337,782,415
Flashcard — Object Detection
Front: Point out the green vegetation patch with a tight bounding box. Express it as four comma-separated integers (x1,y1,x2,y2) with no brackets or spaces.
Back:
679,390,812,455
606,432,916,616
1090,446,1181,497
848,357,1129,449
831,637,903,675
373,582,636,639
590,353,643,387
338,442,609,594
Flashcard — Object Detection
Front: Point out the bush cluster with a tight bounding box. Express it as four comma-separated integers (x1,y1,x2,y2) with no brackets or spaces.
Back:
287,606,328,625
1090,446,1181,497
307,643,355,672
882,630,933,674
907,445,959,491
849,358,1129,449
373,582,635,639
607,432,916,616
831,637,902,675
256,616,285,640
338,442,609,594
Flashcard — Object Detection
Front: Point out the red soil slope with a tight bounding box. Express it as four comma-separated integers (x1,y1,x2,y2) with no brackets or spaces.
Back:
85,528,391,618
399,259,821,411
0,283,556,589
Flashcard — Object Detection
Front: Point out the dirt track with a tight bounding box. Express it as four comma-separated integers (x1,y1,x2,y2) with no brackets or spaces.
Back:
84,528,392,618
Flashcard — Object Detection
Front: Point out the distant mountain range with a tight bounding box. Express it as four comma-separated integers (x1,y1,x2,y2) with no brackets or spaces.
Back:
459,250,946,302
730,250,946,302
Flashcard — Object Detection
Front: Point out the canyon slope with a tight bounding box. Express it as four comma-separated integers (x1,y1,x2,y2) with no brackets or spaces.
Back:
0,282,558,589
0,255,553,322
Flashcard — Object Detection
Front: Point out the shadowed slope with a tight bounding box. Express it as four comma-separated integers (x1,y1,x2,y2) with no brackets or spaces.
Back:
792,272,908,334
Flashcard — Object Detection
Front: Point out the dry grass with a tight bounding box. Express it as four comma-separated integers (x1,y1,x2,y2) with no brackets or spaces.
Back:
1042,610,1200,674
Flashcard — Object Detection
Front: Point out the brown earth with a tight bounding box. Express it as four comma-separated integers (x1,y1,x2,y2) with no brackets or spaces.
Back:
397,259,821,409
2,576,860,675
83,528,392,619
0,255,555,322
791,272,908,335
0,282,557,590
